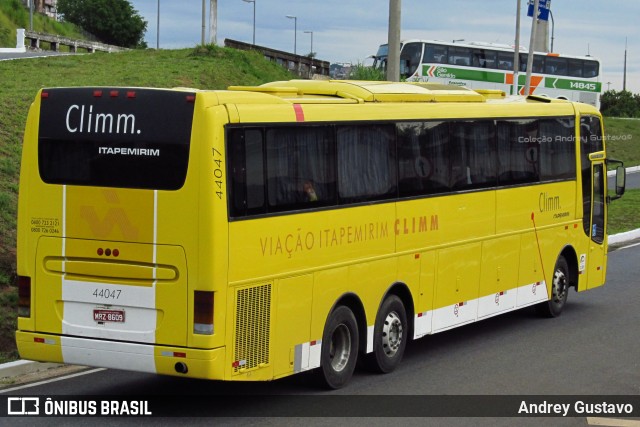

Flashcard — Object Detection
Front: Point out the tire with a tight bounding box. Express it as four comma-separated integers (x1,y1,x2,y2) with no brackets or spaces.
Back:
366,295,408,373
317,305,359,389
536,255,570,318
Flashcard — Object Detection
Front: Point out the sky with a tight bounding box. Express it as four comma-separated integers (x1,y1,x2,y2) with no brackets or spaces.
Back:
129,0,639,93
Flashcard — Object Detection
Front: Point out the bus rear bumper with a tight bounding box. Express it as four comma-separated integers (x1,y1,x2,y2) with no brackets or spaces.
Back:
16,331,226,380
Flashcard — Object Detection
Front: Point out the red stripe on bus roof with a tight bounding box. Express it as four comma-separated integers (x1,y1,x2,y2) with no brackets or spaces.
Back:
293,104,305,122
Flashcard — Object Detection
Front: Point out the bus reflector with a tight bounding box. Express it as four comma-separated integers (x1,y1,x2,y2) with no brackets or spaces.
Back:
127,91,136,99
41,92,49,99
17,276,31,317
110,90,119,97
186,95,196,103
93,90,103,97
194,291,214,335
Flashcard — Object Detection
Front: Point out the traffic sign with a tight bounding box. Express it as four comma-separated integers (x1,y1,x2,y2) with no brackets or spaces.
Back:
527,0,550,21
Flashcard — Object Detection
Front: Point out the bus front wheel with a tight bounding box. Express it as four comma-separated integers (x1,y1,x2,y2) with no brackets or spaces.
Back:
317,305,359,389
536,256,570,318
366,294,407,373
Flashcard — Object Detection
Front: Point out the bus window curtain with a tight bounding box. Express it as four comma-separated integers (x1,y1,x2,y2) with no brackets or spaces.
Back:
337,125,396,201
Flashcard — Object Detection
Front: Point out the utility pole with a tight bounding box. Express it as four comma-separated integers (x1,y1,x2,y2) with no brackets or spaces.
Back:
210,0,218,45
201,0,205,45
513,0,521,96
387,0,401,82
156,0,160,49
524,0,540,96
623,37,628,92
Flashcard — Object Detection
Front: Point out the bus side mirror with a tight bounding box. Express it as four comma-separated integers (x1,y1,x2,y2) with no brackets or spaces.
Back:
616,165,626,198
607,159,625,202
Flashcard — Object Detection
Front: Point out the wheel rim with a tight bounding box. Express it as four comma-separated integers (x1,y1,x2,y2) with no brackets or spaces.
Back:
381,311,403,358
552,268,568,304
329,324,351,372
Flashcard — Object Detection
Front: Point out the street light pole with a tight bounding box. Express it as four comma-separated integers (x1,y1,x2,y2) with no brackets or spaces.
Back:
304,31,313,57
242,0,256,45
549,9,555,52
156,0,160,49
286,15,297,55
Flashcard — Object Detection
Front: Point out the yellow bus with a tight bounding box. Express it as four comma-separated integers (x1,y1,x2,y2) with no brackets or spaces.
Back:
16,81,625,389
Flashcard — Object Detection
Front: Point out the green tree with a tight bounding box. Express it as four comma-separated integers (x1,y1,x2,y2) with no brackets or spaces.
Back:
57,0,147,48
600,90,640,118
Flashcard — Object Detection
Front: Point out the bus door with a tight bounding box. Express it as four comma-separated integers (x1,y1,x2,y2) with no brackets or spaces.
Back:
580,115,606,289
586,158,606,289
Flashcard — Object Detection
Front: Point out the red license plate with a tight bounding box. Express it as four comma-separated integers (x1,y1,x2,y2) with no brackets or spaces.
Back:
93,309,125,323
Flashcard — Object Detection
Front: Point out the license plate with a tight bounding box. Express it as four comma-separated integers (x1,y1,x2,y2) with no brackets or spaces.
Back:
93,309,125,323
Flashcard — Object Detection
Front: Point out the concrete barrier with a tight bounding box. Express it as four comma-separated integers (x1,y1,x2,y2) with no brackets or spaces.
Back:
0,29,26,53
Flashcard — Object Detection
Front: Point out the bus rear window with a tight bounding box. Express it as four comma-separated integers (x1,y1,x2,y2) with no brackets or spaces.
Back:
37,88,195,190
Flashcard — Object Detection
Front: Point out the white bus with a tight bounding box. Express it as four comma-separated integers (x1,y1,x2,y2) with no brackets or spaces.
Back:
373,40,602,108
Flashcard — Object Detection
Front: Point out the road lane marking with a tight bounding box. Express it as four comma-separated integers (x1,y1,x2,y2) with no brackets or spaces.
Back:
618,242,640,251
587,417,640,426
0,368,106,394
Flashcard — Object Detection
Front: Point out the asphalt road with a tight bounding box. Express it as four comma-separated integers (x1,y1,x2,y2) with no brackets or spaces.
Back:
1,243,639,426
0,51,73,61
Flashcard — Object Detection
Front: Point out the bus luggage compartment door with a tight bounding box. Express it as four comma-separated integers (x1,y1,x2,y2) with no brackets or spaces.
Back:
34,237,188,347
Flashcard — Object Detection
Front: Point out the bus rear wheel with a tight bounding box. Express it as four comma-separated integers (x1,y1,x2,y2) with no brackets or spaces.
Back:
317,305,359,389
366,294,407,373
536,255,570,318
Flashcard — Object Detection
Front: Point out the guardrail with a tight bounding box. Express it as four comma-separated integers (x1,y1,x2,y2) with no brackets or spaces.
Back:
24,30,127,53
224,38,330,79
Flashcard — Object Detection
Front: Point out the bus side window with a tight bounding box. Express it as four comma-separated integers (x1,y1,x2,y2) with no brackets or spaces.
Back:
425,44,447,64
497,52,513,70
228,129,266,217
545,57,568,76
397,121,450,197
497,119,540,185
337,124,397,203
538,118,576,181
568,60,583,77
450,121,497,191
584,61,599,78
448,47,471,66
265,126,336,211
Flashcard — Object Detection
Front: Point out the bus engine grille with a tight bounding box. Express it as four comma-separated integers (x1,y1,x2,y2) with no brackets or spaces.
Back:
233,283,272,373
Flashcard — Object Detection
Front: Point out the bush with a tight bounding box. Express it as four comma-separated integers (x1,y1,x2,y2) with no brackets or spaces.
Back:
349,64,386,81
600,90,640,118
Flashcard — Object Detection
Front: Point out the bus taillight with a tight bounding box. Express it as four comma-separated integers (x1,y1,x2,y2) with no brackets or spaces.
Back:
17,276,31,317
194,291,214,335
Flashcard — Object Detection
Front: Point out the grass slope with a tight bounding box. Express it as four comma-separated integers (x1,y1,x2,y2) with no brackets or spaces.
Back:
0,45,291,361
603,118,640,167
0,0,87,48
